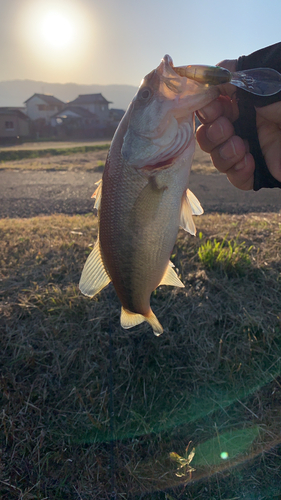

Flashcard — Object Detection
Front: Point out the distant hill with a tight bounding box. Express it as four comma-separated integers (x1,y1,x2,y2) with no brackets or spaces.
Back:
0,79,139,111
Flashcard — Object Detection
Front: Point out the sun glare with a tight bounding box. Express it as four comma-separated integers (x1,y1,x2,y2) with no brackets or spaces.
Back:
18,0,97,82
41,11,74,49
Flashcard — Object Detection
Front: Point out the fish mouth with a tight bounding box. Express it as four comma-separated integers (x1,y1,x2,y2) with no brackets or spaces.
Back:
121,54,218,168
159,54,218,113
159,55,188,97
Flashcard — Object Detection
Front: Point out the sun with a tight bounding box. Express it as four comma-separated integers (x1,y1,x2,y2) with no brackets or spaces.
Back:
41,11,74,49
18,0,96,81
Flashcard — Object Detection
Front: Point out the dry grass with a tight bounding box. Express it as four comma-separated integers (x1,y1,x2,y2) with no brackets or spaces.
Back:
0,140,109,151
1,212,281,499
0,150,108,172
0,142,216,175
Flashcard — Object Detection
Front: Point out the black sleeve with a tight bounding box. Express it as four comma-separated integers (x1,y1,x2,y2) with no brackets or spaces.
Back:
233,42,281,190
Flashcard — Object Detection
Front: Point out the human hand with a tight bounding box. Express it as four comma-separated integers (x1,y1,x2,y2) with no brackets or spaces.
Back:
196,60,281,190
255,101,281,183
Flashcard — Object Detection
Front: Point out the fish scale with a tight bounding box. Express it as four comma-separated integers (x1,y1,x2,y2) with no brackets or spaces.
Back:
79,54,219,335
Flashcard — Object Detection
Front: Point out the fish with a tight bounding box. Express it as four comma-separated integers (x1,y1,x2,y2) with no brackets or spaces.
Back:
79,54,219,335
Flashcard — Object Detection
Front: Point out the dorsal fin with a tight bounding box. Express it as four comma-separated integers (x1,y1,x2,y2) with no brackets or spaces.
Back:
158,261,184,288
79,237,111,297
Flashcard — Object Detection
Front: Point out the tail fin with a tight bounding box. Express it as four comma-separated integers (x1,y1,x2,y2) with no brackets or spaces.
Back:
146,309,164,336
121,307,163,336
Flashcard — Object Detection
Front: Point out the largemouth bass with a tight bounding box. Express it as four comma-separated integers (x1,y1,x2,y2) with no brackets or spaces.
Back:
79,55,219,335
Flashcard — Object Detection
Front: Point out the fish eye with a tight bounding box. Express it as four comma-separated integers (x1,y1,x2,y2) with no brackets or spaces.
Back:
139,87,151,100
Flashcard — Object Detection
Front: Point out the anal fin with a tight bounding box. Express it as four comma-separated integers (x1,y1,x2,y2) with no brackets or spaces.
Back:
158,261,184,288
79,237,111,297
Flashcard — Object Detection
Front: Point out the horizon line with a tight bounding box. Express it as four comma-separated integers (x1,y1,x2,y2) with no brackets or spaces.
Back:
0,78,139,87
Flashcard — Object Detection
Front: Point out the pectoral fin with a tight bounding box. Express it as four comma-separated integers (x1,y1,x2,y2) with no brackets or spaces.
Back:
79,237,111,297
91,179,102,210
158,261,184,288
131,179,164,227
180,189,203,235
121,307,164,336
186,189,203,215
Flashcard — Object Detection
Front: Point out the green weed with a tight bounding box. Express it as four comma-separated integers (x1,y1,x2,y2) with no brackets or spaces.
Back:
198,234,253,275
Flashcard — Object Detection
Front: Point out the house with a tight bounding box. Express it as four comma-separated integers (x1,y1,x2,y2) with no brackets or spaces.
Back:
24,93,65,124
0,107,29,142
22,91,124,139
67,93,111,125
50,105,98,127
50,105,101,138
50,93,121,138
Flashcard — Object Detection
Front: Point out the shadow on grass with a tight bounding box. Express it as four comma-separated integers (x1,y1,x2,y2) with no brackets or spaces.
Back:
1,214,281,498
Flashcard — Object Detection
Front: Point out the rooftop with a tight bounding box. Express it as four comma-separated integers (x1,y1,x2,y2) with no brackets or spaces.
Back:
52,106,98,120
24,94,65,106
0,107,28,120
69,93,112,106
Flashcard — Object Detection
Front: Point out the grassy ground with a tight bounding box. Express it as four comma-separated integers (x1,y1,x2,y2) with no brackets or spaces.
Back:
0,143,110,164
0,142,216,174
1,212,281,499
0,140,109,151
0,150,108,172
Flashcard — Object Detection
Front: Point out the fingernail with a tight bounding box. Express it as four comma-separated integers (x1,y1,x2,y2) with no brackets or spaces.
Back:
234,156,247,171
197,109,207,122
219,139,237,160
206,121,224,143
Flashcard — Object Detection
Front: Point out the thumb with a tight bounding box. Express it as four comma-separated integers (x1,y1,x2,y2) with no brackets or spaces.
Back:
255,100,281,182
255,100,281,124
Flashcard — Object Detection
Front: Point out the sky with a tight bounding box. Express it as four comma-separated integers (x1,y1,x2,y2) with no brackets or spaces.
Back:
1,0,280,87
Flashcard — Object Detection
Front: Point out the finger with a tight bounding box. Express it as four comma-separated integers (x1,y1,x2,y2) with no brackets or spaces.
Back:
215,59,237,97
210,135,248,173
197,95,239,124
255,101,281,124
226,153,255,190
256,104,281,182
216,59,237,73
196,98,226,124
196,116,236,154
